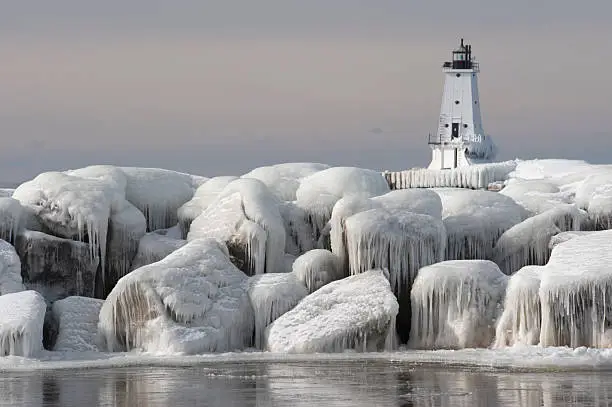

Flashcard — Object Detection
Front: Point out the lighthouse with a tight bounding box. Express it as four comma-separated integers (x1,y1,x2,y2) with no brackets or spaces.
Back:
428,39,496,170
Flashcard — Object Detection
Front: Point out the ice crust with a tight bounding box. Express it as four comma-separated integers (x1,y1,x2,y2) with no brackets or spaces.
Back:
52,296,104,352
0,198,22,243
242,162,329,201
292,249,342,293
0,290,46,357
0,239,25,295
494,266,542,348
264,270,398,353
98,238,254,354
410,260,508,349
247,272,308,349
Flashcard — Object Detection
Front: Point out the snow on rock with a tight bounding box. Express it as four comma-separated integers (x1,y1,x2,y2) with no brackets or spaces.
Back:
15,230,99,301
98,239,253,354
177,176,238,237
500,179,573,215
188,178,286,275
242,162,329,201
0,198,22,243
131,230,187,270
549,231,596,249
509,159,595,181
292,249,342,293
329,189,442,273
493,205,586,275
247,273,308,349
434,188,527,261
0,290,46,357
295,167,390,246
574,171,612,229
494,266,542,348
0,240,24,295
51,296,103,352
410,260,507,349
539,230,612,348
264,270,398,353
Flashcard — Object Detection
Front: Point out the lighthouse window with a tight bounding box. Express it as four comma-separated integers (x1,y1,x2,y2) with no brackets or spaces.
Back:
455,100,460,105
474,101,478,104
463,124,468,128
444,124,449,128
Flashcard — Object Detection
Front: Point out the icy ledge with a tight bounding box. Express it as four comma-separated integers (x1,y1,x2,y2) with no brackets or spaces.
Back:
264,270,398,353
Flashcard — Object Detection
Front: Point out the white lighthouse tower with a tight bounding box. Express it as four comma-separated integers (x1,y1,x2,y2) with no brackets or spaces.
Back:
428,39,496,170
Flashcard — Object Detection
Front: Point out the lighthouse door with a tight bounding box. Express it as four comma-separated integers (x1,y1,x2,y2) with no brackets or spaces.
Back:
451,123,459,139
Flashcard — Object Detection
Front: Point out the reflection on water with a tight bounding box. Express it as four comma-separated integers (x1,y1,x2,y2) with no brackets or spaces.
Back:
1,360,612,407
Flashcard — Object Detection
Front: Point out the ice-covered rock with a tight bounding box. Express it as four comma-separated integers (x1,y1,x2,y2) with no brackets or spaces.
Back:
575,171,612,229
15,230,99,301
242,162,329,201
188,178,285,275
278,201,317,256
0,240,24,295
494,266,542,348
329,189,442,273
434,188,527,261
410,260,508,349
98,239,253,354
0,290,46,357
548,230,596,249
292,249,342,293
539,230,612,348
247,272,308,349
0,198,22,243
295,167,390,246
494,205,586,275
500,179,573,215
51,296,104,352
131,230,187,270
177,176,238,237
264,270,398,353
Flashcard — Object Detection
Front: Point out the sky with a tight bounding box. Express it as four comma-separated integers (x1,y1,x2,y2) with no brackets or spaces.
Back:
2,1,612,183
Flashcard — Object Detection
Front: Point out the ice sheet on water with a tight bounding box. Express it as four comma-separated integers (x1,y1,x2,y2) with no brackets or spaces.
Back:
292,249,342,293
264,270,398,353
410,260,507,349
0,290,46,357
98,238,253,354
0,239,24,295
52,296,104,352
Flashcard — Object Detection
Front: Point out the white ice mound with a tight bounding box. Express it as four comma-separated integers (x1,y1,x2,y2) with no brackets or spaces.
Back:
494,266,542,348
575,171,612,228
509,159,595,181
539,230,612,348
242,162,330,201
131,230,186,270
0,290,46,357
188,178,285,275
0,198,22,242
177,176,238,236
0,239,24,295
500,179,573,215
247,273,308,349
98,239,253,354
52,296,104,352
264,270,398,353
329,189,442,272
434,188,527,260
493,205,586,275
410,260,508,349
295,167,390,243
292,249,342,293
549,230,596,249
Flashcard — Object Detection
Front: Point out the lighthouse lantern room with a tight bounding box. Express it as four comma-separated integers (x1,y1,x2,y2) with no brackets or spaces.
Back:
428,39,496,170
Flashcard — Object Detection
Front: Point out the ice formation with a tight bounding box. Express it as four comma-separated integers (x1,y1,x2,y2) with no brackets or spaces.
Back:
410,260,507,349
0,239,24,295
539,230,612,348
434,188,527,260
130,230,186,270
494,205,586,275
177,176,238,237
0,198,22,243
98,239,253,354
188,178,286,275
247,272,308,349
242,162,329,201
291,249,342,293
295,167,390,245
329,189,442,273
0,290,46,357
548,230,595,249
500,179,573,215
15,230,99,300
51,296,104,352
264,270,398,353
494,266,542,348
278,201,317,256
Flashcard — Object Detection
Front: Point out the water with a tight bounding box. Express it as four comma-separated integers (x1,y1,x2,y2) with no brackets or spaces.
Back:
2,360,612,407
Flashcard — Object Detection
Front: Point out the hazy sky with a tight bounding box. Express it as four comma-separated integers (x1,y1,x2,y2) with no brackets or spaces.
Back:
2,1,612,182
